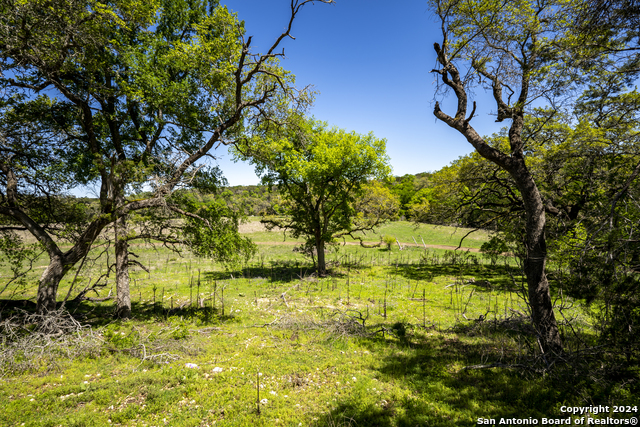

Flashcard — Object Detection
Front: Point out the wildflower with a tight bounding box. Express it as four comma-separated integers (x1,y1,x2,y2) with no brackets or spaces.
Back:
212,367,223,373
260,398,268,404
269,391,276,396
352,377,357,382
185,363,199,369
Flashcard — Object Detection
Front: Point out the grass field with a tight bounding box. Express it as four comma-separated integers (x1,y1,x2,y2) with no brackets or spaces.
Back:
0,221,635,426
240,219,491,249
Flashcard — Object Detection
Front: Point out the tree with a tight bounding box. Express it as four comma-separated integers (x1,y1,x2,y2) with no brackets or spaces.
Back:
574,0,640,76
0,0,331,315
384,174,417,218
557,82,640,362
427,0,590,353
425,93,640,357
353,181,400,227
171,190,257,268
236,116,393,276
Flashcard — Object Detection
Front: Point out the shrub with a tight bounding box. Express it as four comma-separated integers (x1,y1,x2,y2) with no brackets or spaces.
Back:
383,235,395,251
480,236,508,265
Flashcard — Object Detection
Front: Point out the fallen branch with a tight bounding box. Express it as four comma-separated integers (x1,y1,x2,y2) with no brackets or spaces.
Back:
458,363,543,374
253,315,286,328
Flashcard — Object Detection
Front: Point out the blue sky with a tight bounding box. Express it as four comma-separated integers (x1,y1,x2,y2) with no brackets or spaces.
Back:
216,0,507,185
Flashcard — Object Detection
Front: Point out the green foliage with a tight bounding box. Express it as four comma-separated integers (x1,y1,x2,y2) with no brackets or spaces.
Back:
0,232,42,297
410,155,485,227
548,224,587,273
353,181,400,224
428,100,640,361
207,185,283,216
480,236,509,266
382,235,396,251
439,0,584,96
172,192,257,269
407,188,432,222
384,174,417,217
1,0,310,312
235,114,392,274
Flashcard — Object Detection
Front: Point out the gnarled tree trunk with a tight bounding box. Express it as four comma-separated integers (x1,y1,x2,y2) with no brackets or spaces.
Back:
431,37,563,354
511,161,563,354
36,255,66,313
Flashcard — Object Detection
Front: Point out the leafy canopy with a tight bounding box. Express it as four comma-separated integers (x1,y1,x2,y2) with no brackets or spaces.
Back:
236,115,392,248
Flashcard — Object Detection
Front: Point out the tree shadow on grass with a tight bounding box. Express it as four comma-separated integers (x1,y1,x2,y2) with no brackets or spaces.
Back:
393,263,521,293
202,262,319,283
66,299,235,327
313,328,570,427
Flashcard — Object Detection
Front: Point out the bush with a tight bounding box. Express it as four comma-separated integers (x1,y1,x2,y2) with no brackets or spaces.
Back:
383,235,395,251
480,236,508,265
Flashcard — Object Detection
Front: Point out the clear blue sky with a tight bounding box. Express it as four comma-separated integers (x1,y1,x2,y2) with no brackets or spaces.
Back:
216,0,507,186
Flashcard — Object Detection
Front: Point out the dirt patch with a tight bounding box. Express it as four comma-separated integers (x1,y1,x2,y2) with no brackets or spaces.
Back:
253,240,480,252
238,221,283,233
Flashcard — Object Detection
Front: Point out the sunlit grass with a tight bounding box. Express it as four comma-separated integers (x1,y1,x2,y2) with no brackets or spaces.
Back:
0,221,628,426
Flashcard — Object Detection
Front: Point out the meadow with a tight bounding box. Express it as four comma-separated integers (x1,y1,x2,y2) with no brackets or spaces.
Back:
0,222,634,427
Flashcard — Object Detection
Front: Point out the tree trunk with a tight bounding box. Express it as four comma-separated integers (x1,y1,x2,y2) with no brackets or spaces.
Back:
513,166,563,354
431,35,563,354
114,212,132,319
315,234,326,277
36,254,65,313
32,219,110,314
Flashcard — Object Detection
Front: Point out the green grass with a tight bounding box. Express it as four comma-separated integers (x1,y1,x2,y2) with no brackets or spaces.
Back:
241,219,491,249
345,221,491,249
0,221,634,426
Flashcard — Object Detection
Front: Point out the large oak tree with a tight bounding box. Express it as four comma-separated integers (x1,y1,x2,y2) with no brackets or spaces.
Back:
0,0,331,315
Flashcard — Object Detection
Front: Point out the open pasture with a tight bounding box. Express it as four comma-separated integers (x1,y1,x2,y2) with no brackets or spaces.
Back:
0,222,627,427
